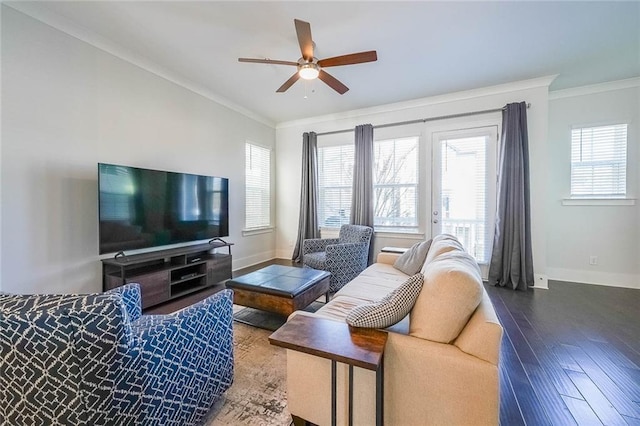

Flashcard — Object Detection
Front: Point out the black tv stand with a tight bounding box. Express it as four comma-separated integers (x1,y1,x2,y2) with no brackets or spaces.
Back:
101,242,233,309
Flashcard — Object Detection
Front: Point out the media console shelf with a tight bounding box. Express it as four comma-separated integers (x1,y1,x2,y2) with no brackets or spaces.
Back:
102,242,233,309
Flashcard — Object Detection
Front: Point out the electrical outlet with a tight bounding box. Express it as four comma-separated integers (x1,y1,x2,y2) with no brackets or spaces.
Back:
589,256,598,266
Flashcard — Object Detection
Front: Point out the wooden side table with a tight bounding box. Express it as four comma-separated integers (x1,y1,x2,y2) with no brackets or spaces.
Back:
269,314,388,426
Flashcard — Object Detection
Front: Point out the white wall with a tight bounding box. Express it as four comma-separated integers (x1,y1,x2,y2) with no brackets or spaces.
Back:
276,77,552,287
547,81,639,289
1,7,276,294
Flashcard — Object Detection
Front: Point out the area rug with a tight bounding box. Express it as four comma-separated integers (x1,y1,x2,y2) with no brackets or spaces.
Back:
205,301,326,425
205,321,291,425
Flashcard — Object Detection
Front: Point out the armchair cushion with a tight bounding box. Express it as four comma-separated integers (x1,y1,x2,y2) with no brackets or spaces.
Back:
346,273,424,328
303,251,326,270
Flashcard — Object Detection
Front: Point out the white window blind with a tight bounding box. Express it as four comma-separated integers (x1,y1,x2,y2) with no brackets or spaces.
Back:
318,145,354,228
245,143,271,229
571,124,627,198
374,137,418,229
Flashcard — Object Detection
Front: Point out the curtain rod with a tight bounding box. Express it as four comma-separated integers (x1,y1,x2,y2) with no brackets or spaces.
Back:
315,102,531,137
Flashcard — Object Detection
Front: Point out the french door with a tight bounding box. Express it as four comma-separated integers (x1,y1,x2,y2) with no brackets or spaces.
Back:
431,126,498,278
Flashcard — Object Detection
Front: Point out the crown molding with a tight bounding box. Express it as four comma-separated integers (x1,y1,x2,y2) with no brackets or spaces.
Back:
4,2,276,128
549,77,640,100
276,75,557,130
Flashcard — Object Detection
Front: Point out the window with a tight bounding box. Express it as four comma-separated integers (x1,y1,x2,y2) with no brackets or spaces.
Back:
317,136,419,230
245,142,271,229
318,145,354,228
571,124,627,198
373,137,419,229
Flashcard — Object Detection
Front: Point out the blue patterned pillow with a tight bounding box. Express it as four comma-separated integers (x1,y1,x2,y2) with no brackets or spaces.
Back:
346,274,424,328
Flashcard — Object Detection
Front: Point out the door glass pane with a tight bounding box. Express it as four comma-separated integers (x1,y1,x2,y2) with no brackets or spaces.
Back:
439,136,490,263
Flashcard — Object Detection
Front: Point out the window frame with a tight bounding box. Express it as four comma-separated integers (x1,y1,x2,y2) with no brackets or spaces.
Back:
317,143,354,230
316,134,420,232
372,136,420,232
569,123,628,199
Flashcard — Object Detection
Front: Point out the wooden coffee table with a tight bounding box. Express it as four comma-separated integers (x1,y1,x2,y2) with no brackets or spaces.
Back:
225,265,330,317
269,315,388,426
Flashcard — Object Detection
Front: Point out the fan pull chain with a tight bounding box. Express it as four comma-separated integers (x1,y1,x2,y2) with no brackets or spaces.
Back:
303,80,316,99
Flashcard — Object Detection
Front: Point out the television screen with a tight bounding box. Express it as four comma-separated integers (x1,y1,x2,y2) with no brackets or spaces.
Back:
98,163,229,254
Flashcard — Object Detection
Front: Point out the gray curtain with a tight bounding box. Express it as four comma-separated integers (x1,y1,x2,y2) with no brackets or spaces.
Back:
350,124,375,263
350,124,374,226
488,102,534,290
292,132,320,263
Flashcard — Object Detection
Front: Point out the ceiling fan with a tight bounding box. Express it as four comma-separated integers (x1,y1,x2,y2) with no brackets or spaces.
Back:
238,19,377,95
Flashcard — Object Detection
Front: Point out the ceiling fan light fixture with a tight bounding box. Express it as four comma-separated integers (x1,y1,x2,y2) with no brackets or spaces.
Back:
298,63,320,80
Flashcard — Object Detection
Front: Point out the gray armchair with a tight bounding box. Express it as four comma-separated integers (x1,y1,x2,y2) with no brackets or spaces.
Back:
302,224,373,292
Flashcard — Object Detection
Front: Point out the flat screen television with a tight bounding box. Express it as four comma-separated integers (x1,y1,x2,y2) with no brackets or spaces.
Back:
98,163,229,254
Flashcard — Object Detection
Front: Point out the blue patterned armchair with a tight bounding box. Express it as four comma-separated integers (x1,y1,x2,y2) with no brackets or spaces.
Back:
0,284,234,426
302,224,373,292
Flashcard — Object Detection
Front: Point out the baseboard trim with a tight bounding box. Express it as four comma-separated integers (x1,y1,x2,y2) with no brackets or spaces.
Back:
533,274,549,289
275,249,293,260
232,251,277,271
547,267,639,290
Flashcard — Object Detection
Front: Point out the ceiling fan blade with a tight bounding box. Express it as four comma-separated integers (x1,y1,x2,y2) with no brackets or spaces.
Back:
318,51,378,68
238,58,299,66
318,70,349,94
276,73,301,92
294,19,314,61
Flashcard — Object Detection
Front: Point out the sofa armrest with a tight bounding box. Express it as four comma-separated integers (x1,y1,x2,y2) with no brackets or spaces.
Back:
376,252,401,265
303,238,341,255
383,332,499,424
105,283,142,322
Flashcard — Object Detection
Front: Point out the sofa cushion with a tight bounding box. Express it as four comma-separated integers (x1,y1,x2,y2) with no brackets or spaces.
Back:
335,263,408,303
393,240,432,275
346,274,423,329
410,250,483,343
420,234,464,273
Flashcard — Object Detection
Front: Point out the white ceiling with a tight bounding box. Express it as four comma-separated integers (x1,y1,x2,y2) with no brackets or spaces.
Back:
7,1,640,125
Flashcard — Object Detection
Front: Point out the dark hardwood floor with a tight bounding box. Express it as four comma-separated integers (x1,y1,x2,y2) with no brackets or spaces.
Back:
487,281,640,426
146,261,640,425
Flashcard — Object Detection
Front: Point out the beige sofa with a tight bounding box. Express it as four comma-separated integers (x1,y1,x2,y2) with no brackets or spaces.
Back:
286,234,503,425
